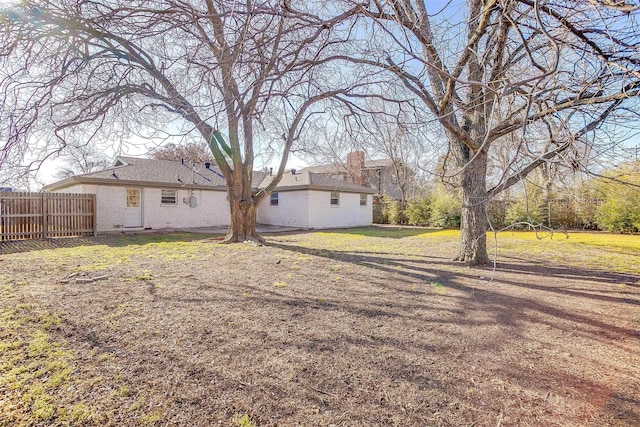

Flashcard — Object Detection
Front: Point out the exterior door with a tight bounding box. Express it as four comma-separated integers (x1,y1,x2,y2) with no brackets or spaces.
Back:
124,188,142,228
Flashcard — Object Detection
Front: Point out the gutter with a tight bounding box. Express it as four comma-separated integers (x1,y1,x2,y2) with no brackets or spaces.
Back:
43,177,228,192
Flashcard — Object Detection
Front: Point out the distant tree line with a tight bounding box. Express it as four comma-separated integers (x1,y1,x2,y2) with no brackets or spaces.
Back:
381,161,640,233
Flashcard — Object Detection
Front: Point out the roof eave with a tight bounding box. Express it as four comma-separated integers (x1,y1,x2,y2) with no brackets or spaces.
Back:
272,184,375,194
44,176,227,191
42,176,80,192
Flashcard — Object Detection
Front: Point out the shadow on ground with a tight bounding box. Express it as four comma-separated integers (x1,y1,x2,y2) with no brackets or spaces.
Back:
317,225,447,239
2,228,639,425
0,233,216,255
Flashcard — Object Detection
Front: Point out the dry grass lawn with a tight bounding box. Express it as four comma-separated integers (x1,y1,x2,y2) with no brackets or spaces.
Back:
1,227,639,426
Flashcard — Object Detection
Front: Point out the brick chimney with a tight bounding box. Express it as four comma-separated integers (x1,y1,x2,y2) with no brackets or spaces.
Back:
346,151,365,185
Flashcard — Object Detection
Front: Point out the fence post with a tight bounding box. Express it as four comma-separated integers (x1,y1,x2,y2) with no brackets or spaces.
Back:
0,192,96,241
42,192,49,239
92,194,97,237
0,196,4,242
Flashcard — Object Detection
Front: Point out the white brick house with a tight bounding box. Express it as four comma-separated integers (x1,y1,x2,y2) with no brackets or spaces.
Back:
257,172,373,229
43,156,374,233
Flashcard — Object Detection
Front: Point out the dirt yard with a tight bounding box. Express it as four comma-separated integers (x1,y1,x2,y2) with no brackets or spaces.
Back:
1,228,639,426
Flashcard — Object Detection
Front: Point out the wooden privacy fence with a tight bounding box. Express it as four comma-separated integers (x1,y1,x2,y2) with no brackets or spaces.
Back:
0,192,96,241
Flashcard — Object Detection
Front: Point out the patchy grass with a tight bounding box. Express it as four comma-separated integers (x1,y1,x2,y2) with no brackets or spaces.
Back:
491,230,640,274
1,227,638,426
0,303,98,425
320,227,455,239
0,298,167,425
494,230,640,250
431,282,447,295
125,270,154,281
8,233,217,273
232,413,257,427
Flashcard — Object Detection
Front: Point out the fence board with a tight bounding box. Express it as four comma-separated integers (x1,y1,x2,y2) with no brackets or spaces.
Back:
0,192,95,241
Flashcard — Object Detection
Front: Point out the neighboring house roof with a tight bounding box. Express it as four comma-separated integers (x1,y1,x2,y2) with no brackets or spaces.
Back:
298,158,394,175
43,156,373,194
297,163,345,175
258,171,375,194
43,156,230,191
362,159,395,169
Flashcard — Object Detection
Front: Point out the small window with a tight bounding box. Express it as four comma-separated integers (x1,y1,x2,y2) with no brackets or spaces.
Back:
161,189,177,205
270,192,279,206
330,191,340,206
360,194,367,206
126,189,140,207
391,172,398,184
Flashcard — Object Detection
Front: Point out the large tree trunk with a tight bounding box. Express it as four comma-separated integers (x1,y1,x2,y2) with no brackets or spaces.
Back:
454,149,490,265
225,197,260,243
223,177,262,243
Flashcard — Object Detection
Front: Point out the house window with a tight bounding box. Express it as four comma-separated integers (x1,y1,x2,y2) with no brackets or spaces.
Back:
330,191,340,206
161,189,177,205
270,192,279,206
391,172,399,184
126,189,140,207
360,194,367,206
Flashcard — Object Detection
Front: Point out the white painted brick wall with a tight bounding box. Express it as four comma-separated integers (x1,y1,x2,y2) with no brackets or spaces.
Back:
51,184,125,232
96,185,127,230
307,191,372,228
142,188,229,229
257,190,310,227
257,190,372,228
53,184,229,232
54,184,371,231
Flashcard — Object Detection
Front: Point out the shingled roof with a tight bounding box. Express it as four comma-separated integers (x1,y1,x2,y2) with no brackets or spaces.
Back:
298,158,394,175
44,157,373,194
43,156,231,191
257,171,375,194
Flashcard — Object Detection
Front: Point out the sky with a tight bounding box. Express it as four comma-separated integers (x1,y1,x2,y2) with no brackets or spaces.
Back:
4,0,639,189
29,138,312,189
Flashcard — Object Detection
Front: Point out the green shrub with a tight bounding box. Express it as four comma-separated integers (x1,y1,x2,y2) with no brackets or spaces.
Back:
405,197,431,225
504,182,545,228
596,197,640,232
505,198,544,228
428,188,461,228
594,162,640,233
487,199,508,229
574,188,599,229
381,195,404,225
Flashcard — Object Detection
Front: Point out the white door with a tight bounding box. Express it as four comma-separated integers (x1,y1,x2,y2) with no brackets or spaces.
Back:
124,188,142,227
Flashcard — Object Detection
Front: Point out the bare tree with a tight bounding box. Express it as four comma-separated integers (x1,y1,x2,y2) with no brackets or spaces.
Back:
337,0,640,264
297,88,434,202
54,143,111,179
150,142,213,164
360,106,430,204
0,0,362,242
